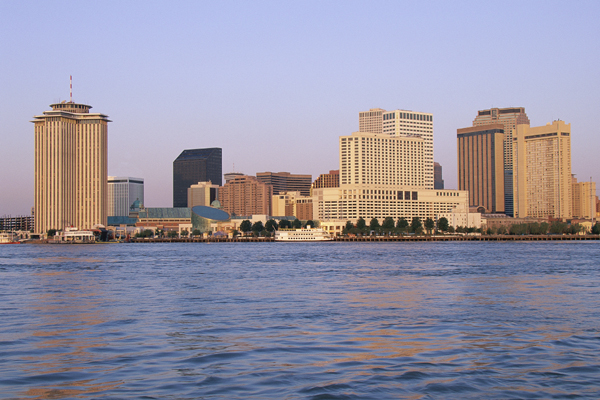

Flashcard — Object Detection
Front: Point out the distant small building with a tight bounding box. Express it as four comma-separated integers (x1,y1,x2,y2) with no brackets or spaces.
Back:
434,162,444,189
272,191,313,220
219,175,272,216
108,176,144,217
188,181,219,208
256,171,312,196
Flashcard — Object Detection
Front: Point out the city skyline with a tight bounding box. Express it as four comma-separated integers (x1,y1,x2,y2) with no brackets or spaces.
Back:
1,1,599,215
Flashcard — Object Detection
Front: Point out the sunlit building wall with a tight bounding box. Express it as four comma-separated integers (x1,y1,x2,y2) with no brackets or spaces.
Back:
33,101,109,233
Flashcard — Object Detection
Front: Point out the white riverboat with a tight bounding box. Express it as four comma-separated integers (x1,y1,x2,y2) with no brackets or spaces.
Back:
0,232,20,244
274,226,333,242
55,227,96,243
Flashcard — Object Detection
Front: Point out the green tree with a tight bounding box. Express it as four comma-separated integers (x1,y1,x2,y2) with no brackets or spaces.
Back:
304,220,315,228
356,217,366,230
167,230,178,238
397,217,409,232
232,229,240,237
382,217,395,230
278,219,291,229
369,218,380,232
292,219,302,229
265,219,278,232
180,229,189,237
239,220,252,234
252,221,264,233
448,226,455,234
410,217,422,233
47,229,57,237
344,220,354,232
424,218,435,234
592,223,600,234
192,229,202,237
549,221,568,234
437,217,449,233
497,225,507,235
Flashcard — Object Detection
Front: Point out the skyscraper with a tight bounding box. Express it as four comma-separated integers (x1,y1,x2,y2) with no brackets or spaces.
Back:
256,172,312,196
107,177,144,217
33,101,110,233
513,121,572,219
359,108,434,188
457,124,505,213
473,107,530,216
173,148,222,208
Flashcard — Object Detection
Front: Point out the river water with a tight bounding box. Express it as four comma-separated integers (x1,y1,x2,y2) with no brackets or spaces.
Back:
1,242,599,399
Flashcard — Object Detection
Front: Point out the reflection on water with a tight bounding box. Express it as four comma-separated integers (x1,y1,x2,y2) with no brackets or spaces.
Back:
0,242,599,399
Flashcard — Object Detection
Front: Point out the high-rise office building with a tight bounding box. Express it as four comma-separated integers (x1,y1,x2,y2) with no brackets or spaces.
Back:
108,177,144,217
359,108,434,188
340,131,425,187
173,148,222,208
312,131,468,222
218,175,272,216
473,107,530,216
33,101,110,233
513,121,572,219
187,181,219,208
457,124,505,213
571,177,597,219
434,162,444,189
256,172,312,196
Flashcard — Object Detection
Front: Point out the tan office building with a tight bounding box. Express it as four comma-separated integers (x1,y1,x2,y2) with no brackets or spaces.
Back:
457,124,505,213
340,132,425,187
219,175,272,216
513,121,572,219
272,191,313,220
359,108,434,188
312,130,468,222
187,181,220,208
33,101,110,233
572,177,597,219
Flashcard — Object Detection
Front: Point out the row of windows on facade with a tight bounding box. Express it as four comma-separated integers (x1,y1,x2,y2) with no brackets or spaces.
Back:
383,113,433,122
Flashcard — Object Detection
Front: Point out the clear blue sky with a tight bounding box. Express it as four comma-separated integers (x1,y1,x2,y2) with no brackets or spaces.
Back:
1,0,599,215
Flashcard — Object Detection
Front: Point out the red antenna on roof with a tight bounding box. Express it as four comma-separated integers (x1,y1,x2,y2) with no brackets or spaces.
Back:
70,75,72,102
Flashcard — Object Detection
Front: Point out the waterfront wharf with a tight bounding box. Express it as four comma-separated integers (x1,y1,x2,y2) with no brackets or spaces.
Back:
128,235,600,243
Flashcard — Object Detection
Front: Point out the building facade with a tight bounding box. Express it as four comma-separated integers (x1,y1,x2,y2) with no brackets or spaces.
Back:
473,107,530,216
173,148,222,207
187,181,219,208
513,121,572,219
457,124,505,213
359,108,434,188
313,130,468,223
272,191,313,220
219,175,272,217
256,172,312,196
108,176,144,217
572,177,597,219
33,101,109,233
312,170,339,190
0,215,35,232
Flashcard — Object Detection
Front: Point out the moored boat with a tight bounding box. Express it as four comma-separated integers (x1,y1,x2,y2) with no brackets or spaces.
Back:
274,226,333,242
0,232,21,244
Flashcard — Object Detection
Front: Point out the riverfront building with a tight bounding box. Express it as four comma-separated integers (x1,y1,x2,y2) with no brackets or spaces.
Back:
33,101,110,233
513,121,572,219
272,191,313,220
572,177,597,219
359,108,434,188
173,148,222,208
187,181,219,208
108,176,144,217
256,172,312,196
312,131,468,222
219,175,272,216
457,124,505,213
473,107,530,216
